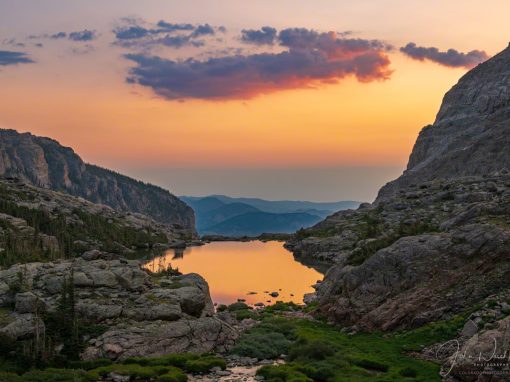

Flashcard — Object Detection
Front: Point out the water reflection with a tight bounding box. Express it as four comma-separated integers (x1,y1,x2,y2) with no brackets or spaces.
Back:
144,241,323,305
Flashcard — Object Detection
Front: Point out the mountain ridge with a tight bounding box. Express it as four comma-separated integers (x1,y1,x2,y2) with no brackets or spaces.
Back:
0,129,196,233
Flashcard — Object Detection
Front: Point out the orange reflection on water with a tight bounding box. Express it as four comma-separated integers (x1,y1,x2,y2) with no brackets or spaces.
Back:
143,241,323,305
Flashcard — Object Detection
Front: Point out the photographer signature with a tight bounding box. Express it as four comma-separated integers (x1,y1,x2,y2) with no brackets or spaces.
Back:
437,336,509,376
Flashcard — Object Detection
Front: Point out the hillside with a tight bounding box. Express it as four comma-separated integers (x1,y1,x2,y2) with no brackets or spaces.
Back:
0,177,192,267
0,129,195,231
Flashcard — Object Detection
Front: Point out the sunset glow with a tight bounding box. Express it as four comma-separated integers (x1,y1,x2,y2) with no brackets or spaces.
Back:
1,0,509,200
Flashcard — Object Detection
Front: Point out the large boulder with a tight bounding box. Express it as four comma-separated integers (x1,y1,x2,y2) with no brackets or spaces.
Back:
0,257,237,359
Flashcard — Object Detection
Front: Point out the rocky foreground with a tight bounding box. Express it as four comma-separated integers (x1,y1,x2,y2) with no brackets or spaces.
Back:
286,44,510,380
0,253,236,360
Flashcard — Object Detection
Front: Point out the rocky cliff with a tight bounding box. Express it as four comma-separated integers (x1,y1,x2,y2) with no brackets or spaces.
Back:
287,44,510,346
0,129,195,231
0,255,236,360
377,44,510,201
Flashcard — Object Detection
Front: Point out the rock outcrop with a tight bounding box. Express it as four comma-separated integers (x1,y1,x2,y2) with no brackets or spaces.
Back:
0,129,195,231
0,256,236,360
286,44,510,333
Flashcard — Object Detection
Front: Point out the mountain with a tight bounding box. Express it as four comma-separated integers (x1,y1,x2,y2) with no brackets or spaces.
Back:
197,202,260,231
195,195,361,214
181,195,360,236
0,129,195,231
202,211,323,236
285,44,510,378
377,45,510,201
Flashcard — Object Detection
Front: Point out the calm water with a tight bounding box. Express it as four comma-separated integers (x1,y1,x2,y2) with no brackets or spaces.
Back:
144,241,323,305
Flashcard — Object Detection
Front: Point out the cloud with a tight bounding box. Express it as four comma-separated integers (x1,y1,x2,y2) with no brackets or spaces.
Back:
124,28,392,100
50,32,67,39
157,21,195,33
114,26,151,40
113,19,222,49
68,29,97,41
400,42,489,69
191,24,215,37
0,50,34,66
241,26,277,45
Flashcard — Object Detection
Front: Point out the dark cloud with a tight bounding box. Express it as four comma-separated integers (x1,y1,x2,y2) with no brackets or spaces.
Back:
241,26,277,45
113,19,221,49
400,42,489,69
68,29,97,41
124,29,392,100
158,35,204,48
50,32,67,39
114,26,151,40
156,21,195,32
0,50,34,66
191,24,215,37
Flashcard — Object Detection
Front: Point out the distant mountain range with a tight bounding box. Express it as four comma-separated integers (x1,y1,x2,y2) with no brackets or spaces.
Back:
180,195,361,236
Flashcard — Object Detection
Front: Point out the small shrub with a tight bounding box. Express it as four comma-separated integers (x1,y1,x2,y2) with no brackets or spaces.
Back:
184,357,226,373
158,367,187,382
68,358,112,370
257,365,312,382
0,371,22,382
231,332,291,360
123,353,196,368
227,302,251,312
88,364,161,379
22,368,93,382
216,304,228,312
235,309,257,321
352,358,389,372
399,367,418,378
288,340,335,361
265,301,301,313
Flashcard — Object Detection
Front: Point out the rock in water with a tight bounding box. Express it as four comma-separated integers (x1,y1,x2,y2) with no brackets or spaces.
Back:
0,258,237,360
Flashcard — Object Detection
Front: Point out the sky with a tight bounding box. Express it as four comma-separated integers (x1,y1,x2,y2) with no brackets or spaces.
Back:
1,1,509,202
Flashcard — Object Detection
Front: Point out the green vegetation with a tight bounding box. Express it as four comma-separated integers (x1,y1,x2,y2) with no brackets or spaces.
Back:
230,312,467,382
0,353,225,381
347,215,440,266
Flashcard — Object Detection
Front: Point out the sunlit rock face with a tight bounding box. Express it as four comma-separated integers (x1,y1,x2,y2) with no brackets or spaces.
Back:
377,44,510,201
0,129,195,232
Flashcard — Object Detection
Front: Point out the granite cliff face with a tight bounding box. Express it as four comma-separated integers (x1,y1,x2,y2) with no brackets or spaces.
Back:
287,44,510,349
377,44,510,201
0,129,195,231
0,256,236,360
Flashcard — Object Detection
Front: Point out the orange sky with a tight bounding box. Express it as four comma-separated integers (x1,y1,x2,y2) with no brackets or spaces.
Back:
1,0,509,201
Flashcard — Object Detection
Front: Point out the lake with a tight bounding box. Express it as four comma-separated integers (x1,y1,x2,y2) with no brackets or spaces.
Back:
144,240,323,305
